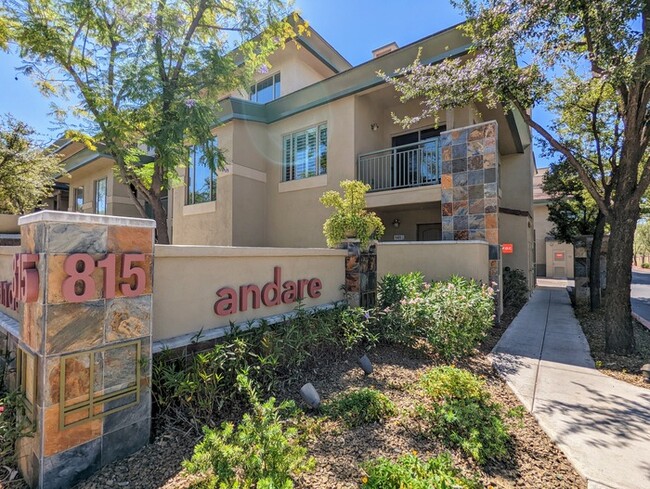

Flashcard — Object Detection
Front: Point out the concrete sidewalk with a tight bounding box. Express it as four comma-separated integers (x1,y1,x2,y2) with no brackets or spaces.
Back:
491,286,650,489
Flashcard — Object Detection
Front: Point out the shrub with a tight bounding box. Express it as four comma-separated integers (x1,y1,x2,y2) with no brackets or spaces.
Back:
320,180,385,249
502,268,529,309
642,263,650,269
0,389,35,465
362,452,481,489
419,366,486,402
183,374,314,489
323,388,396,427
377,272,425,308
416,367,510,465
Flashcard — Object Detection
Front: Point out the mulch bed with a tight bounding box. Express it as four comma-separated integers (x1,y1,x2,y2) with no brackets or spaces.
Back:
575,306,650,389
4,303,586,488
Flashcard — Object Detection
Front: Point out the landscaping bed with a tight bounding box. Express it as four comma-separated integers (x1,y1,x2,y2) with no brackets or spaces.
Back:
4,274,586,488
576,307,650,389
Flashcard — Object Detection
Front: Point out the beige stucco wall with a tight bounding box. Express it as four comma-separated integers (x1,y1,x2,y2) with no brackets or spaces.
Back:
377,241,490,284
0,215,19,233
533,203,552,275
375,204,442,242
152,245,347,342
499,213,535,290
545,240,574,279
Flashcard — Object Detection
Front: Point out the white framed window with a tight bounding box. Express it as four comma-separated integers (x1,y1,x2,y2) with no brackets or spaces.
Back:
250,73,281,103
74,187,84,212
282,124,327,182
187,140,217,205
94,178,107,215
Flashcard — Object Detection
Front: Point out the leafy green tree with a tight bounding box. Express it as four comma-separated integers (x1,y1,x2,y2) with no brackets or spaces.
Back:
5,0,302,243
0,116,63,214
384,0,649,354
633,221,650,265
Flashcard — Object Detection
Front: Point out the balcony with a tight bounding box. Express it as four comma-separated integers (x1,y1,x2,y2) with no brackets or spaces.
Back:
357,138,441,192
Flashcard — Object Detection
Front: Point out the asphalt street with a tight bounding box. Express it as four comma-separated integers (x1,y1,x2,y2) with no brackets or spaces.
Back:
631,270,650,326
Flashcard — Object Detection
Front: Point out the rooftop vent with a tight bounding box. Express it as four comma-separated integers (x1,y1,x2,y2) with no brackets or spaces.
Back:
372,42,399,58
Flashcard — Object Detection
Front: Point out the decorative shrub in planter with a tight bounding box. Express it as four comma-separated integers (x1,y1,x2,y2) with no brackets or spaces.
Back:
320,180,385,250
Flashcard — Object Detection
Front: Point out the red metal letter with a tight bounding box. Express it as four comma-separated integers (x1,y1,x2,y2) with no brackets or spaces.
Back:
307,278,322,299
120,254,146,297
97,254,117,299
62,254,96,302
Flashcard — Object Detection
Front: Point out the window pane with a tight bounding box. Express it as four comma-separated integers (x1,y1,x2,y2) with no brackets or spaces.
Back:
187,141,217,204
294,133,307,180
75,188,84,212
283,136,292,182
255,76,275,104
274,73,281,99
95,179,107,215
318,126,327,175
306,128,317,177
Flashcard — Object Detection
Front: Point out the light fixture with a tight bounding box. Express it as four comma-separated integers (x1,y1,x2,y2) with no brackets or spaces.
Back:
300,383,321,409
392,218,400,229
370,123,379,132
642,364,650,383
358,354,373,375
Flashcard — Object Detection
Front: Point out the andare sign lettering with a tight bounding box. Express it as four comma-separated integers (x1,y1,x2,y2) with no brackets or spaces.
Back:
214,266,322,316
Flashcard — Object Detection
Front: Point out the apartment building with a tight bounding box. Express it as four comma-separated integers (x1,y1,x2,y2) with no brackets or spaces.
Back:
53,19,537,286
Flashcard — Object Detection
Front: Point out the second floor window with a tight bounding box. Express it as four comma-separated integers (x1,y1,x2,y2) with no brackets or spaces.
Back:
282,124,328,182
187,141,217,205
94,178,107,214
250,73,281,103
74,187,84,212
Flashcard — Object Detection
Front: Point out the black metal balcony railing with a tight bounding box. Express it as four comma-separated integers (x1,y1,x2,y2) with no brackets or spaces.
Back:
357,137,441,192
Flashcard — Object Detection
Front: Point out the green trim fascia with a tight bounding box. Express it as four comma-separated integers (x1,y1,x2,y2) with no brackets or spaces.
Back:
505,110,525,154
297,37,341,74
63,149,112,173
214,43,472,128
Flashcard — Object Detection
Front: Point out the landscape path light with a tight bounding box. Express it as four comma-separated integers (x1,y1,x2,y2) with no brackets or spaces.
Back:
300,382,321,409
358,354,373,375
641,364,650,383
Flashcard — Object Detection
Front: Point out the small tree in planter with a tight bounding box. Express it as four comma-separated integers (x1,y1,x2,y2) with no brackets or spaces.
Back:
320,180,385,249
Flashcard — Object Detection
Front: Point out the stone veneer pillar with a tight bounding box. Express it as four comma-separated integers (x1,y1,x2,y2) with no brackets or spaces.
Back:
15,211,155,489
341,240,377,308
440,122,502,310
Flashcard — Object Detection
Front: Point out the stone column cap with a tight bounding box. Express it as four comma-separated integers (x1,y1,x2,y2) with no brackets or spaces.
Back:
19,210,156,228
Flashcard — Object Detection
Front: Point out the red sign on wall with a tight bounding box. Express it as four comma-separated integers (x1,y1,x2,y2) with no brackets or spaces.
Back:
501,243,514,254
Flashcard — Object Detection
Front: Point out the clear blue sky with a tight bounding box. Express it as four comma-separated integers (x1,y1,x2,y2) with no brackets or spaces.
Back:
0,0,551,165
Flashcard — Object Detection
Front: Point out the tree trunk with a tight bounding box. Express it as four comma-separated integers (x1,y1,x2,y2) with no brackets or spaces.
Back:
604,206,638,354
150,194,170,244
588,211,606,311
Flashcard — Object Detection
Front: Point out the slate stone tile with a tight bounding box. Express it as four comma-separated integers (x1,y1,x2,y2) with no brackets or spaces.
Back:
453,215,468,231
442,203,453,216
485,198,498,214
484,137,496,153
454,230,469,240
453,201,468,216
468,170,484,186
468,126,485,141
43,403,102,457
452,171,468,187
105,296,152,342
103,389,150,435
469,230,486,240
484,182,497,199
103,343,139,396
485,213,498,229
452,186,468,201
441,146,452,162
46,223,108,254
441,217,453,233
489,244,500,260
47,254,105,304
484,168,497,184
46,301,104,355
101,418,150,467
451,129,468,144
484,123,496,138
107,226,153,254
42,438,101,489
469,215,484,230
469,185,484,201
468,140,484,156
575,257,587,278
483,152,496,168
20,302,43,354
469,199,484,215
359,255,369,273
452,158,467,173
346,272,359,292
440,132,452,147
452,144,467,159
115,254,153,297
441,190,452,204
486,229,498,244
441,174,452,189
441,161,452,174
44,353,97,408
21,223,45,253
442,231,454,241
468,155,483,171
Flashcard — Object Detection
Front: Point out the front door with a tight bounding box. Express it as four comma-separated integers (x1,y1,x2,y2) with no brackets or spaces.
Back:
417,223,442,241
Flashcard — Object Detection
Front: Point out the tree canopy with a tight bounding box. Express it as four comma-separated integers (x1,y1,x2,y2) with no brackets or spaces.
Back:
0,116,63,214
4,0,303,242
384,0,649,354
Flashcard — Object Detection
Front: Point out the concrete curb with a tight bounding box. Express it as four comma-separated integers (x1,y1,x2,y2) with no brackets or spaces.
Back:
632,311,650,332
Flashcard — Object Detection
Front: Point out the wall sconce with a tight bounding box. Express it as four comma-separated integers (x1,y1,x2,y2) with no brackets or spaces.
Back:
392,218,400,229
370,123,379,132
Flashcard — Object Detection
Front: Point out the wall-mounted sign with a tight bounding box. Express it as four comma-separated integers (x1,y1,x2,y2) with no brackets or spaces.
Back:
214,266,322,316
62,253,147,302
0,254,39,311
393,234,405,241
501,243,514,254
